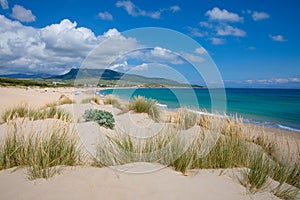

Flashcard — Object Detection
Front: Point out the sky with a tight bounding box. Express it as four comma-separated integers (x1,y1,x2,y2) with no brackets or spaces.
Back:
0,0,299,88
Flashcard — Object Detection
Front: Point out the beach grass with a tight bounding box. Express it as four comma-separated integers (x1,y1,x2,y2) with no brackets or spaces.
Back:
0,118,83,179
81,96,101,104
128,96,160,122
1,100,299,198
44,94,74,107
92,109,300,197
103,94,128,113
1,104,71,122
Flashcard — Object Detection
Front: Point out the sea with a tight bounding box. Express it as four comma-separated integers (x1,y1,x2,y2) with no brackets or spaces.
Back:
98,88,300,132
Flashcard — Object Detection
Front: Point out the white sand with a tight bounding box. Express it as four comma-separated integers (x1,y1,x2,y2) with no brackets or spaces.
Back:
0,165,280,200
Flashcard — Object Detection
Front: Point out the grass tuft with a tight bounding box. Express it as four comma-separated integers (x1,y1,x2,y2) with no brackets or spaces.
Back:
1,104,71,123
81,97,101,104
0,119,83,179
128,96,160,122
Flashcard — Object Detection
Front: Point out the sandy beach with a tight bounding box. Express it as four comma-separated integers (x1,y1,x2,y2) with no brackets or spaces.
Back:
0,86,299,200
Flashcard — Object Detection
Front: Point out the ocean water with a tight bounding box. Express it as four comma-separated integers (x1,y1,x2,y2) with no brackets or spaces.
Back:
98,88,300,132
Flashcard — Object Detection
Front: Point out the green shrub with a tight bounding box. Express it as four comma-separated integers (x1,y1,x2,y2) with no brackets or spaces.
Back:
83,109,115,129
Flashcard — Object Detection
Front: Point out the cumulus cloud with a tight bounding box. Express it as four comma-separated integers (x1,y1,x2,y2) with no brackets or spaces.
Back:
11,5,36,22
150,47,183,64
206,7,243,23
252,11,270,21
98,11,113,21
216,25,246,37
0,15,141,74
210,37,225,45
0,0,8,9
269,34,287,42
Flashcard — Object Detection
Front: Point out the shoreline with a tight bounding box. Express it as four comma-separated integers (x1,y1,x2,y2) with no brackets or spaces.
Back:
96,87,300,134
0,86,298,139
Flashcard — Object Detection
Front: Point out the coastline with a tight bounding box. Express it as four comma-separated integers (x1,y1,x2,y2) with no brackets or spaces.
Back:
0,86,299,200
0,86,299,138
97,87,300,134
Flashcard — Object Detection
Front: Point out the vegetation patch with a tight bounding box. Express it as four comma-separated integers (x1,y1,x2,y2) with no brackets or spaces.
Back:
83,109,115,129
128,96,160,122
0,119,83,179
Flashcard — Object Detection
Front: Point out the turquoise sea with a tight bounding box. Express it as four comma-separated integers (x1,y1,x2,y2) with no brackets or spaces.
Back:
98,88,300,132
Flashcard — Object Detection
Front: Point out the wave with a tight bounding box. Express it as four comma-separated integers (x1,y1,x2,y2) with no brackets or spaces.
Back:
187,109,224,118
277,124,300,132
156,103,168,109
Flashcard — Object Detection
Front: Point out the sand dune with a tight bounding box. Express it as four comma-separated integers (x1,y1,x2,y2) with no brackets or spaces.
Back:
0,165,280,200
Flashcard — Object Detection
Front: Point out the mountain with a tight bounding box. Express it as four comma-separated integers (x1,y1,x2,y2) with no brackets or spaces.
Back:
0,73,51,79
50,68,122,80
49,68,193,87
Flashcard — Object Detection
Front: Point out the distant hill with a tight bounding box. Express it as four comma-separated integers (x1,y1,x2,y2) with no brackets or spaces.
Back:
0,68,203,87
0,73,51,79
50,68,122,80
49,68,197,87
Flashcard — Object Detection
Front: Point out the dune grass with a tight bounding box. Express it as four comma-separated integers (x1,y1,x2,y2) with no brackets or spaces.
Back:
0,118,83,179
93,109,300,197
81,96,101,104
1,101,299,198
44,94,74,107
1,104,71,123
128,96,161,122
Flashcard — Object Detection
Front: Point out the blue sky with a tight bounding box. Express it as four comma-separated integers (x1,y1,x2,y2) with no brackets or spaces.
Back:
0,0,299,88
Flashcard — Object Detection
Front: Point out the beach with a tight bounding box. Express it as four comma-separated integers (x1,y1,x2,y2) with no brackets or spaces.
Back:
0,86,299,200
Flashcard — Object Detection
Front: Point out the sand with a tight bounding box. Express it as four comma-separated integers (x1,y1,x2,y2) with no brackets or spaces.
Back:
0,86,299,200
0,165,280,200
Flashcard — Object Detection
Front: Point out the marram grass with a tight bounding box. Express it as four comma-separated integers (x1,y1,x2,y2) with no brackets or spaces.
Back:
0,118,83,179
1,104,71,123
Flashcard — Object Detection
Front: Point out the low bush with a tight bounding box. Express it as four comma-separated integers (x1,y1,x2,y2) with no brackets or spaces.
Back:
83,109,115,129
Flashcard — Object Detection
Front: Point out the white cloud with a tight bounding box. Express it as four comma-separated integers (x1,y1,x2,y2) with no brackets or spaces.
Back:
108,61,129,72
194,47,207,54
170,5,180,12
210,37,225,45
131,63,149,71
98,11,113,21
199,21,213,28
206,7,243,23
216,25,246,37
116,0,161,19
180,52,204,63
0,15,142,74
150,47,183,64
188,27,206,37
226,77,300,87
269,34,287,42
252,11,270,21
11,5,36,22
115,1,178,19
0,0,8,9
